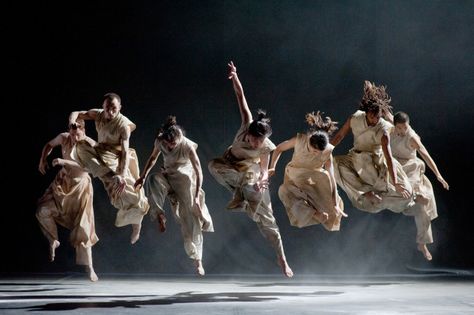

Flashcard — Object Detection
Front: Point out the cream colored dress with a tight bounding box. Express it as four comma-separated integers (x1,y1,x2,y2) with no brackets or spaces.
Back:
146,135,214,260
334,110,414,213
37,134,98,265
74,110,149,227
391,126,437,244
279,133,344,231
208,121,285,257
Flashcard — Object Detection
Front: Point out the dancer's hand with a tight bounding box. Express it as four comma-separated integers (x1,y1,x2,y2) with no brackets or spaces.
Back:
134,176,144,190
268,168,276,177
112,174,126,197
394,183,411,198
228,61,237,79
437,175,449,190
52,158,66,167
39,160,48,175
335,205,348,218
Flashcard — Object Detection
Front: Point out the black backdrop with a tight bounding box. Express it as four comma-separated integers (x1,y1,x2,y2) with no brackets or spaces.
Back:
8,0,474,275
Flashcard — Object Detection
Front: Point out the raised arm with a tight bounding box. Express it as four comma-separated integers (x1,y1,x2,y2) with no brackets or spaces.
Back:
38,133,66,175
410,136,449,190
228,61,252,125
269,137,297,176
381,133,410,198
134,139,162,190
330,117,351,146
68,109,100,126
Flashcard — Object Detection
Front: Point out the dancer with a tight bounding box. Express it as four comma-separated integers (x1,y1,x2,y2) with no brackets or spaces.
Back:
269,111,347,230
208,61,293,277
331,81,429,252
390,111,449,260
134,116,214,275
37,120,99,281
69,93,149,244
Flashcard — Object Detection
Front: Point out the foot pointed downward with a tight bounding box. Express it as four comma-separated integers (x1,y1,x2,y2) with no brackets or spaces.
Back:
195,260,205,276
417,243,432,261
49,240,60,262
131,223,141,244
278,256,294,278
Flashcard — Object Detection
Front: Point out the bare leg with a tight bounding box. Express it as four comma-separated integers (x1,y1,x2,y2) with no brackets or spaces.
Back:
194,259,205,276
49,240,60,262
278,255,294,278
86,265,99,282
417,243,432,261
130,223,141,244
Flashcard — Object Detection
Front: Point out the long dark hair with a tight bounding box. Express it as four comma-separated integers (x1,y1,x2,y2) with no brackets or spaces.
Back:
157,115,183,142
248,109,272,138
305,111,338,150
359,81,393,116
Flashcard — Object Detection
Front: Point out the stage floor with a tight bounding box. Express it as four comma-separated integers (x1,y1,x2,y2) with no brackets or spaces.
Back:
1,273,473,314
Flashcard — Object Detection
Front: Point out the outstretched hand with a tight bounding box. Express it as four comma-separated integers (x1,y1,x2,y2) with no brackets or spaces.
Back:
39,160,48,175
228,61,237,80
437,175,449,190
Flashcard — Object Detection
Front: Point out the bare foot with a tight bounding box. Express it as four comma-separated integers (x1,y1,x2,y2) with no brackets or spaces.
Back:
314,211,329,223
415,193,430,206
278,256,294,278
364,191,382,205
131,223,141,244
49,240,60,262
417,243,432,261
158,213,167,233
86,265,99,282
195,260,205,276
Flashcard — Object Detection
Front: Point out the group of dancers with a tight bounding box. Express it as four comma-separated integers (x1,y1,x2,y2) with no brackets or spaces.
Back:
36,61,449,281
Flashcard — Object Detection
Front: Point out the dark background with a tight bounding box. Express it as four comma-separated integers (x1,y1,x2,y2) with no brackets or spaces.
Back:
8,0,473,276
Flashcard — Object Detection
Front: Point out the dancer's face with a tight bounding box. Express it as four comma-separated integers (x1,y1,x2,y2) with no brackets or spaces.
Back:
69,126,85,142
102,98,121,120
366,111,381,126
395,122,409,136
247,134,265,149
163,139,178,150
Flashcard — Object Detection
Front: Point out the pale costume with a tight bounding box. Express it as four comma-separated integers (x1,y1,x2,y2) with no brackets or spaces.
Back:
279,133,344,230
146,135,214,260
37,134,98,265
74,110,149,226
391,127,437,244
208,122,285,257
334,110,415,213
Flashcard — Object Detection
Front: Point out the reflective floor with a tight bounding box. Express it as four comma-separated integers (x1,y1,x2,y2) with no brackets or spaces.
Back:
0,273,473,314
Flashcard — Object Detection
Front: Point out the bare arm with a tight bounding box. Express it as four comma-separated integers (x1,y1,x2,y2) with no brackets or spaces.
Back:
38,134,65,174
410,137,449,190
228,61,252,125
269,137,297,176
68,109,100,126
382,133,410,198
330,117,351,146
117,126,131,176
135,139,161,190
52,158,82,170
189,147,203,199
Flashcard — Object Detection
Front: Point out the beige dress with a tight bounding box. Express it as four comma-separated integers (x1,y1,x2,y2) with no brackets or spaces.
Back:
146,136,214,260
279,133,344,231
74,110,149,227
208,121,285,257
37,134,98,265
334,110,414,213
391,126,437,244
